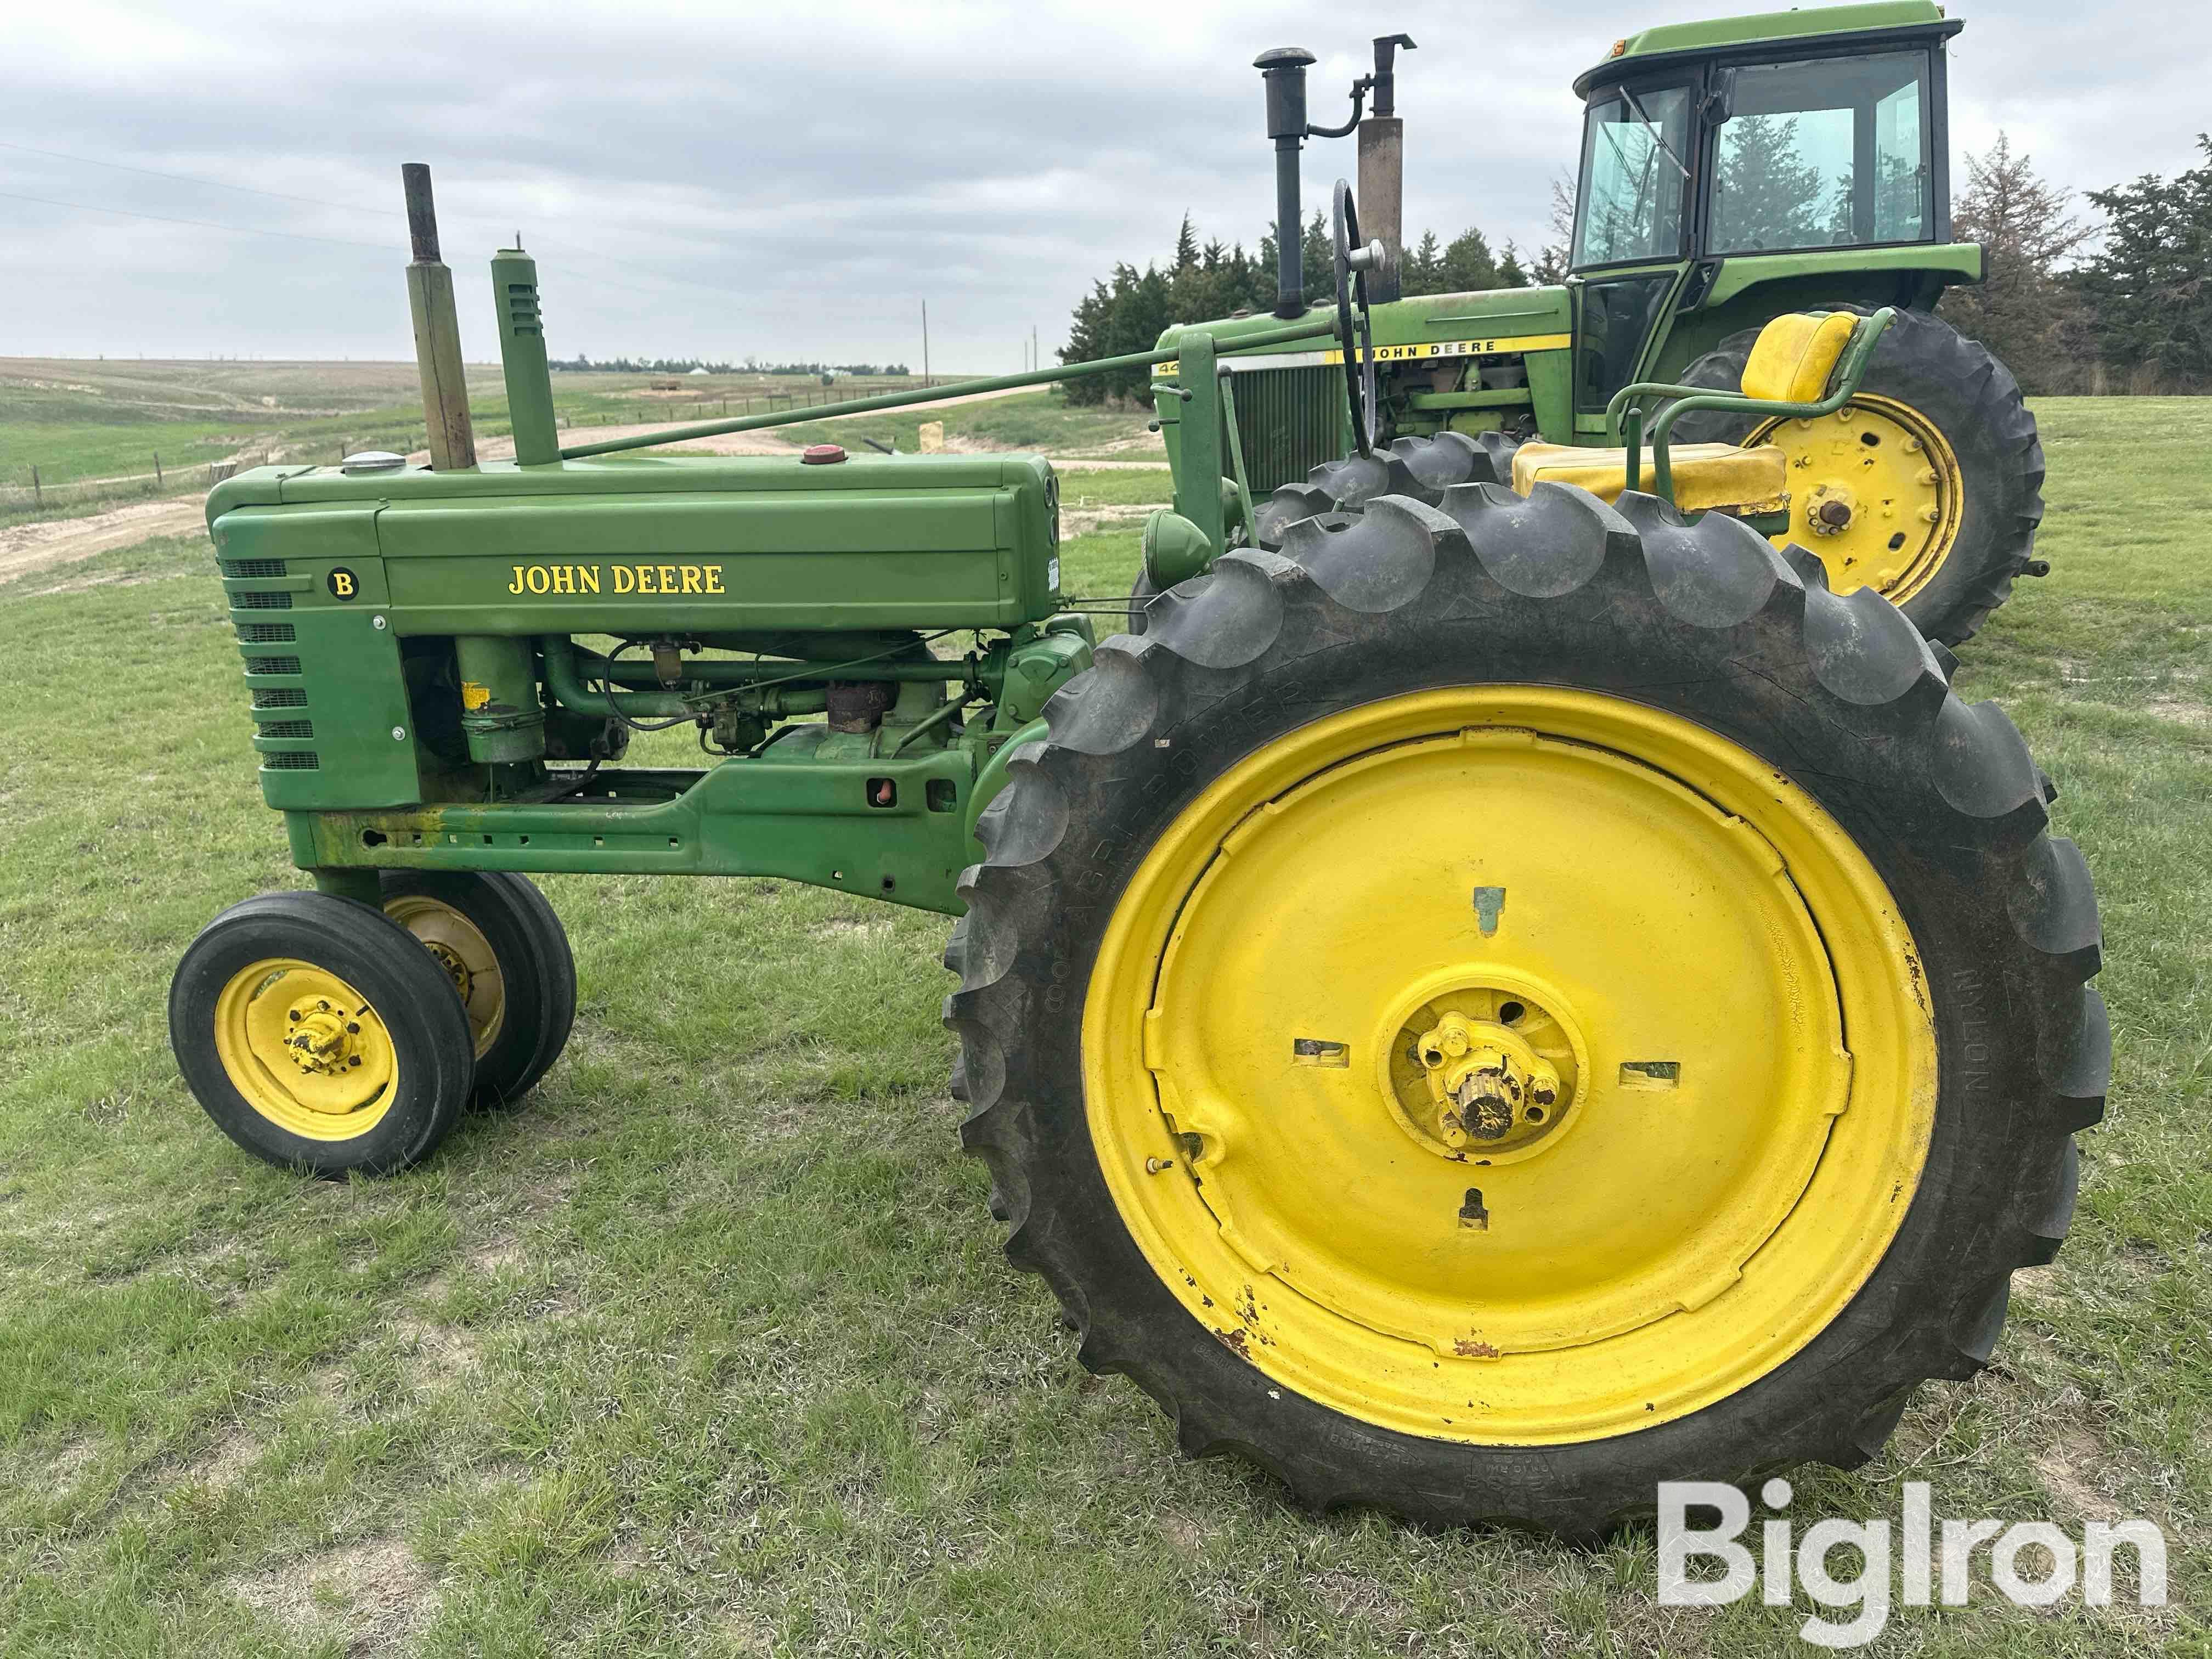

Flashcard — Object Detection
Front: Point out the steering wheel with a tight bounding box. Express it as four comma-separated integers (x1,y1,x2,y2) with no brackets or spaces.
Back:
1331,179,1385,459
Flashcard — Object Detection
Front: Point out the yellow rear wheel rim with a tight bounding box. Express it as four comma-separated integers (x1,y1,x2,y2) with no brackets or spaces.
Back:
385,895,506,1060
1750,394,1963,606
1083,688,1936,1444
212,960,400,1142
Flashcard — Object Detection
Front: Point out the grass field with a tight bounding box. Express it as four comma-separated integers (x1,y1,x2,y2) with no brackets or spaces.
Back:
0,400,2205,1656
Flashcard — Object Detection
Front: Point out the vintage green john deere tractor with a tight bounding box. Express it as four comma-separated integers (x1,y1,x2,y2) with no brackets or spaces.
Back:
170,15,2102,1533
1149,0,2045,648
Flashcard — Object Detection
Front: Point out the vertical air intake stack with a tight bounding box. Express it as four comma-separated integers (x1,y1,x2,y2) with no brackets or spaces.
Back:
1357,35,1416,304
402,163,477,471
1255,47,1317,319
492,245,562,467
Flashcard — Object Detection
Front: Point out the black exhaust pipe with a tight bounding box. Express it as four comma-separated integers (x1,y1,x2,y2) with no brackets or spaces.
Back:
1255,46,1317,318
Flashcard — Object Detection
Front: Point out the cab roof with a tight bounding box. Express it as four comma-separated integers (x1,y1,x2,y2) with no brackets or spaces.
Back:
1575,1,1959,96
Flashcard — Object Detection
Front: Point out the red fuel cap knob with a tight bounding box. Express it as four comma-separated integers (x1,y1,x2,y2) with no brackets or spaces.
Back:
800,443,847,465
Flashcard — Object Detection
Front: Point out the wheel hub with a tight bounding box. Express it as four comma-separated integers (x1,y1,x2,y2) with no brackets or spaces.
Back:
420,939,473,1003
1383,984,1581,1161
1805,482,1855,536
282,995,369,1085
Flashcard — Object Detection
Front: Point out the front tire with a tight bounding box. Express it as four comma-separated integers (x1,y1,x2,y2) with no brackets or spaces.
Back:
171,891,477,1177
380,871,576,1108
946,484,2103,1534
1672,305,2044,646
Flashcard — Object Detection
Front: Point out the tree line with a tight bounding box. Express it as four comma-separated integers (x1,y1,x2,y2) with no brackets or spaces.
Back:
1058,213,1544,404
1058,133,2212,401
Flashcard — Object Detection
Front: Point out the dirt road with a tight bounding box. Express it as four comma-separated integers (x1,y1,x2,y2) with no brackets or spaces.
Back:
0,498,211,585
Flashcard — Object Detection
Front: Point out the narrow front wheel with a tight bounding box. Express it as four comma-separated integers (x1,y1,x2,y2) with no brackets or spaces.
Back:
381,871,576,1108
171,891,476,1176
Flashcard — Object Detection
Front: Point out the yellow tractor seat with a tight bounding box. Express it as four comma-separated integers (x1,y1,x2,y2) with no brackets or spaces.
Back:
1510,439,1788,515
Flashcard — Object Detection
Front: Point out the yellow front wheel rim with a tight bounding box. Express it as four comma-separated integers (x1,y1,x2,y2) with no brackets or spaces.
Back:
384,895,506,1060
1751,394,1963,605
212,960,400,1141
1083,688,1936,1444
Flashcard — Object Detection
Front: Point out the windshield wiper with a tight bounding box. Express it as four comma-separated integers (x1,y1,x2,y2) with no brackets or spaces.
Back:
1620,87,1691,180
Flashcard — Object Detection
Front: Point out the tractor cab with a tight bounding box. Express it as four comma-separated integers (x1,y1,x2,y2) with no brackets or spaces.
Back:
1568,1,1961,422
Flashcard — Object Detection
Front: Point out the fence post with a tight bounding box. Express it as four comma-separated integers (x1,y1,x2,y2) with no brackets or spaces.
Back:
31,465,41,510
154,452,163,487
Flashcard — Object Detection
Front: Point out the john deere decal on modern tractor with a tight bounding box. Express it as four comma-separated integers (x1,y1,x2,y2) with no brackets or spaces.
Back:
173,18,2103,1533
1152,1,2045,648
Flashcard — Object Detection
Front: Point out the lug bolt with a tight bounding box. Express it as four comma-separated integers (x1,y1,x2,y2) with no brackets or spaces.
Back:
391,726,408,742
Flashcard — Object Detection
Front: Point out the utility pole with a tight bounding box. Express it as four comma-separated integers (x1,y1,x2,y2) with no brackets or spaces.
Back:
921,300,930,387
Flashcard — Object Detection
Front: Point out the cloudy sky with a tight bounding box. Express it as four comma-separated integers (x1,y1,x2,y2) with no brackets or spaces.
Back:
5,1,2207,373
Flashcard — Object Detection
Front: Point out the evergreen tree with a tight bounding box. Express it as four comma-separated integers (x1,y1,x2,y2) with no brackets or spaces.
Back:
1497,242,1530,287
1436,227,1501,294
2076,134,2212,391
1173,213,1200,271
1708,115,1831,252
1938,133,2095,394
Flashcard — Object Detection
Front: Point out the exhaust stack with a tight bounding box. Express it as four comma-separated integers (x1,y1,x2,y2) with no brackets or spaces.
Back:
491,245,561,467
402,164,477,472
1255,47,1317,318
1357,35,1416,303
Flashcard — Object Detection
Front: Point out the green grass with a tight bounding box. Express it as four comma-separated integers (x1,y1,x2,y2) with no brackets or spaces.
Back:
0,399,2206,1656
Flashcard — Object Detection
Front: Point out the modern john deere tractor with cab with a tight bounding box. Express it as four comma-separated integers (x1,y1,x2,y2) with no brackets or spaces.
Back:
171,9,2103,1538
1149,1,2045,649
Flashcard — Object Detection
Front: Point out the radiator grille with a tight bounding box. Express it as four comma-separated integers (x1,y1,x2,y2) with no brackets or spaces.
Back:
232,589,293,610
1228,365,1345,494
245,656,302,676
262,751,320,770
253,719,314,739
252,686,309,709
236,622,296,643
219,558,287,579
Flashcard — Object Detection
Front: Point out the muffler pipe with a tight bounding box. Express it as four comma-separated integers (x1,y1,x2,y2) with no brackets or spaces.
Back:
1357,34,1415,304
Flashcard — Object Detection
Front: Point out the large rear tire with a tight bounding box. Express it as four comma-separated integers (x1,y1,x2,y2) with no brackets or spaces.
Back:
1671,305,2044,646
946,483,2103,1536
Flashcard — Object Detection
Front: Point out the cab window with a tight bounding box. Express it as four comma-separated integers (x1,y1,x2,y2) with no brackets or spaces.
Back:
1707,50,1932,255
1572,83,1692,267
